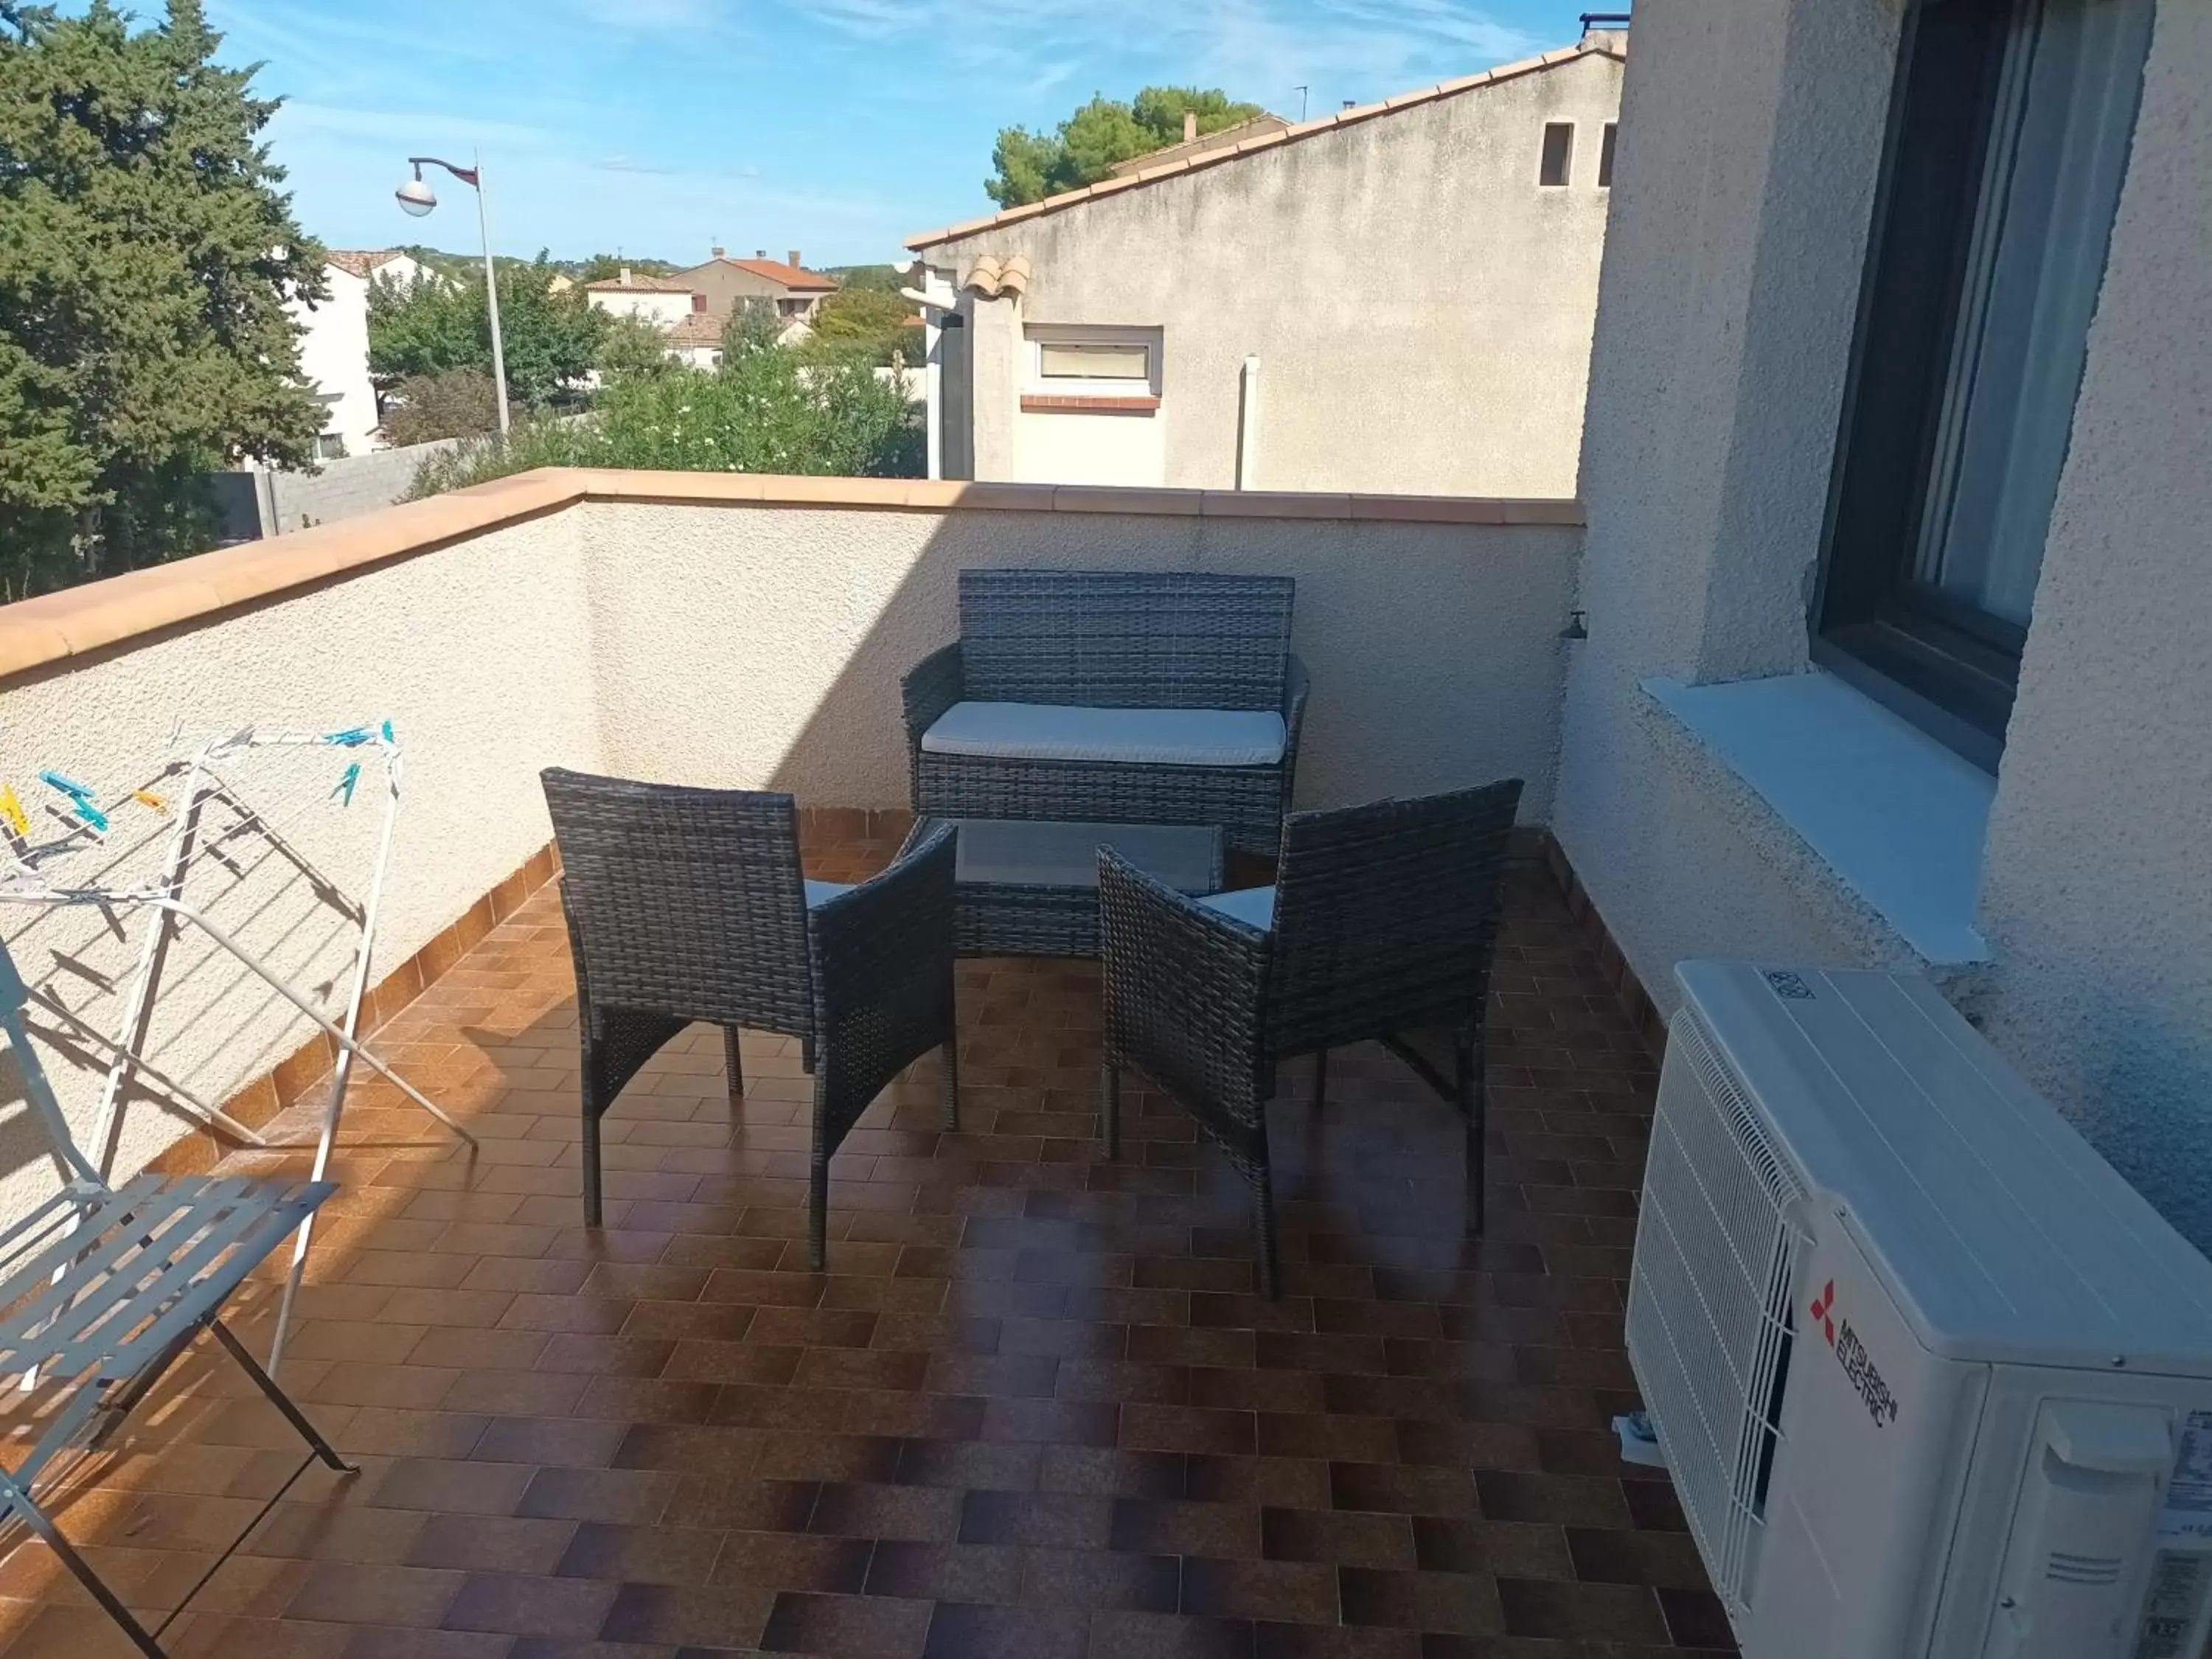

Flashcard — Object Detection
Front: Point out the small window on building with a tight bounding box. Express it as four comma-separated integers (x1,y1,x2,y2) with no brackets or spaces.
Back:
1598,122,1618,188
1038,341,1150,381
1539,122,1573,187
315,432,346,461
692,293,708,313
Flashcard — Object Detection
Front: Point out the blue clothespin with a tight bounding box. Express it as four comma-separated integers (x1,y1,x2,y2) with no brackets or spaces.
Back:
380,719,395,744
323,726,372,748
38,770,92,801
333,762,361,807
73,799,109,833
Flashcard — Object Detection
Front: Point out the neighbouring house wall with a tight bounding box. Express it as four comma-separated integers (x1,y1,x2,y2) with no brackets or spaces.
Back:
293,264,380,456
579,500,1579,821
926,49,1622,497
0,503,594,1222
1969,2,2212,1239
588,290,698,327
1554,0,2212,1248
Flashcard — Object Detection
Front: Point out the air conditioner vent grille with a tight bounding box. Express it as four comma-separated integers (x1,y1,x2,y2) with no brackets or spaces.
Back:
1627,1006,1809,1622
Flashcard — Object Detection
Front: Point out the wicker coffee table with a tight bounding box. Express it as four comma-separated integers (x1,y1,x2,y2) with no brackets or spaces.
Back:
902,817,1224,957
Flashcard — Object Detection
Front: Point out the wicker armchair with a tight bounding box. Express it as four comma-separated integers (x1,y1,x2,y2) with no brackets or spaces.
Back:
902,569,1310,857
541,770,957,1269
1098,780,1523,1296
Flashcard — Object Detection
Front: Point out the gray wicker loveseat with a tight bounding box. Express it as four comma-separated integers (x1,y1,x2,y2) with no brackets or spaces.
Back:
901,569,1309,855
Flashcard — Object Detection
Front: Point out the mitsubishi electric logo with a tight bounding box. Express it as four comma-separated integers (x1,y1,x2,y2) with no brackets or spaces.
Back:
1810,1279,1900,1427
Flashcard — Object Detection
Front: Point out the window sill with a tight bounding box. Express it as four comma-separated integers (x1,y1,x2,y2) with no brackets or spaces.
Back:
1020,395,1161,414
1641,669,1994,966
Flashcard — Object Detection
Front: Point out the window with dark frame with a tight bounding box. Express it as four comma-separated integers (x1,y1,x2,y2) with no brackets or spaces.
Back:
1598,122,1618,187
1812,0,2153,769
1539,122,1573,187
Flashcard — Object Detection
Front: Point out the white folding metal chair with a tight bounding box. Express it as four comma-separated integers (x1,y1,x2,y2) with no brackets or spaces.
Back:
0,942,354,1658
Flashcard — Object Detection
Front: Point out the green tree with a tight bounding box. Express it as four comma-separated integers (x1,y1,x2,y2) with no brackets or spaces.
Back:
0,0,329,597
595,313,678,383
380,369,500,445
409,310,920,498
369,254,605,410
986,85,1267,206
575,253,678,285
800,286,922,368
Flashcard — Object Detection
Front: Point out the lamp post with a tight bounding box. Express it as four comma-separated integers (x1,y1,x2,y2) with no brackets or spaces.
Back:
394,153,510,437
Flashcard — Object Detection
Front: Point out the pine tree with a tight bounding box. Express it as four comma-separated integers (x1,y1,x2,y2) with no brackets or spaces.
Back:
0,1,327,597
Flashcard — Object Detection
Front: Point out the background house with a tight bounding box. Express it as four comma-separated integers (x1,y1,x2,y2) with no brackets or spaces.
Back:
908,32,1624,493
669,248,838,335
288,251,386,458
583,267,707,327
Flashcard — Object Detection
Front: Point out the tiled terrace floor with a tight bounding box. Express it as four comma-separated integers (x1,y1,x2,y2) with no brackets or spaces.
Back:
0,826,1733,1659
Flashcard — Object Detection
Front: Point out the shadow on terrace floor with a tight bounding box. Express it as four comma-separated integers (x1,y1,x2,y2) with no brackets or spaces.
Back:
0,822,1733,1659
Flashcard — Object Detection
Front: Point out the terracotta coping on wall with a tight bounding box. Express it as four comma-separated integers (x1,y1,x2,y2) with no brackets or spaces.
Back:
0,467,1583,684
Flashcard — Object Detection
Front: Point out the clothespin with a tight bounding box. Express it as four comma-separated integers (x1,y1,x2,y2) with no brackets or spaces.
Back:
323,725,372,748
38,771,91,802
380,720,395,745
132,789,171,818
333,762,361,807
69,799,109,835
0,787,26,840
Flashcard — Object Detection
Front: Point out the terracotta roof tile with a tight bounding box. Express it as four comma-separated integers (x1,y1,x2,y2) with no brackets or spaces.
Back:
691,257,838,292
325,248,403,279
584,272,696,293
907,36,1623,251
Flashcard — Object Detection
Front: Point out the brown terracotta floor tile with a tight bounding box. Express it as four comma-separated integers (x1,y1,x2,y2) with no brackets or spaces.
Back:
0,856,1726,1659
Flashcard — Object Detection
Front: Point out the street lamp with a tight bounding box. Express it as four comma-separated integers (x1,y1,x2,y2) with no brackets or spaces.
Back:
394,154,510,437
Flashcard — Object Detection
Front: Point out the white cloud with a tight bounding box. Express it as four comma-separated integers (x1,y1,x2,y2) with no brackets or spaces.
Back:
779,0,1548,106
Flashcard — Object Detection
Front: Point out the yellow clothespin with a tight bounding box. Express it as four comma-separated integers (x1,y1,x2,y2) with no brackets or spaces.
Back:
133,789,171,818
0,785,26,839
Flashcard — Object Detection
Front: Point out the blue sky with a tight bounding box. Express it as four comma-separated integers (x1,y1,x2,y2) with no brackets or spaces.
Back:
201,0,1600,268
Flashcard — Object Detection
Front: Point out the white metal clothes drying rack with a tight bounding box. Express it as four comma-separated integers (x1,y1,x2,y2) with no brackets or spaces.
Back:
0,723,476,1368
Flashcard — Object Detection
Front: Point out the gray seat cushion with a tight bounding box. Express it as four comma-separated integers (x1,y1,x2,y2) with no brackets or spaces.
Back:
921,702,1287,768
1197,885,1276,931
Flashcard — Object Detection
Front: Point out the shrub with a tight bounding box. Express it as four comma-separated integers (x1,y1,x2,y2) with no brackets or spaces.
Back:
380,369,501,445
407,322,920,498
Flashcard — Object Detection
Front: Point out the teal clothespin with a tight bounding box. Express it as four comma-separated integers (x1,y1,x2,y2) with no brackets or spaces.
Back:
333,762,361,807
323,725,372,748
380,719,395,744
38,771,105,832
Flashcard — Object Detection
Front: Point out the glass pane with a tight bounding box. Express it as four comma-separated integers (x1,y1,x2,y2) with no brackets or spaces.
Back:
1038,342,1150,380
1915,0,2152,629
1540,122,1573,187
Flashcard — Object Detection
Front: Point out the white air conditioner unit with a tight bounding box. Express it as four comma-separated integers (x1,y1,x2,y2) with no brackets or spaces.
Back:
1627,961,2212,1659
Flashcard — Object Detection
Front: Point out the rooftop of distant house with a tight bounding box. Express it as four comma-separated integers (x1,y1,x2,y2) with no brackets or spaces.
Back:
678,248,839,293
584,269,698,293
1104,111,1293,178
324,248,409,279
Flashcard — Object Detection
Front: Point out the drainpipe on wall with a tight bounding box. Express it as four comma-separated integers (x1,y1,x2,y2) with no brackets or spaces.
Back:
1236,355,1261,490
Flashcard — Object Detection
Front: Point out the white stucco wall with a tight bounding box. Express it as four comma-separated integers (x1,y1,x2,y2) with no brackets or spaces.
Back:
291,264,380,456
1970,2,2212,1239
926,49,1622,497
580,501,1577,821
588,289,699,327
1553,0,2212,1249
0,512,594,1216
